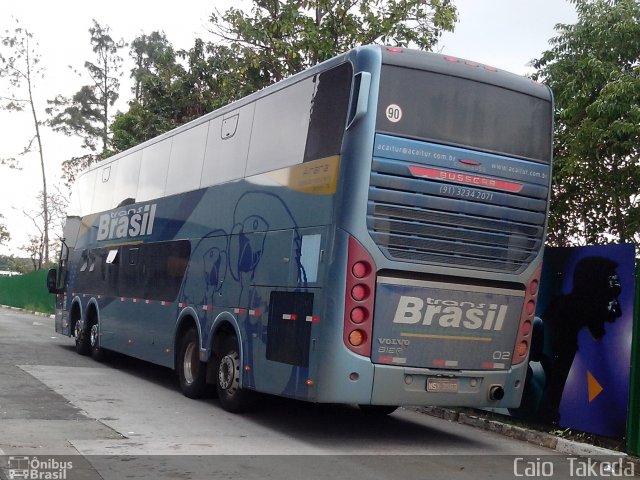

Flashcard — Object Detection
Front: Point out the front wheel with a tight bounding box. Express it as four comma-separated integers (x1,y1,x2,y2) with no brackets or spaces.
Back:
216,336,255,413
177,328,209,398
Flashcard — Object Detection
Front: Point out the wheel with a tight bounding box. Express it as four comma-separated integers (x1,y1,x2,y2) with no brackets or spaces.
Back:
89,321,107,362
74,320,90,356
358,405,398,416
177,328,209,398
216,336,255,413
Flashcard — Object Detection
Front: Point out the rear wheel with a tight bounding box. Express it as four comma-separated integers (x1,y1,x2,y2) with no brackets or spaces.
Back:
74,320,90,356
216,336,255,413
177,328,209,398
89,322,107,362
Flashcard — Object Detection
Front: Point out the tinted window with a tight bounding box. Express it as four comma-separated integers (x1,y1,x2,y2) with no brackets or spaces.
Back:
166,123,208,196
118,240,191,301
377,66,552,163
142,241,191,301
303,62,353,162
246,62,353,176
138,138,171,201
246,77,315,176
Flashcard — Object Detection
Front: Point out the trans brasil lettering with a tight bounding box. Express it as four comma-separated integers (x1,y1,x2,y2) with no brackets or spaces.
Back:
97,203,157,241
393,296,508,331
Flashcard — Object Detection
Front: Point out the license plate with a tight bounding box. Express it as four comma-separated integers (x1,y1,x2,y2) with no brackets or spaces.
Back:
427,378,459,393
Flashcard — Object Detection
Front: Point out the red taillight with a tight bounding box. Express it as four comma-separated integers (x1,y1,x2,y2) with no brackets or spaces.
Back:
386,47,403,53
344,236,376,357
512,267,542,365
350,307,368,324
351,284,369,301
352,261,370,278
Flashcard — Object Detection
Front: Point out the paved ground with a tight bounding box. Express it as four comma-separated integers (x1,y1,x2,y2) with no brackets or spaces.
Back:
0,307,630,479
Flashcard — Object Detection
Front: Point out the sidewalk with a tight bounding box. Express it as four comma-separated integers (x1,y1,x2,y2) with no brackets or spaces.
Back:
413,405,634,458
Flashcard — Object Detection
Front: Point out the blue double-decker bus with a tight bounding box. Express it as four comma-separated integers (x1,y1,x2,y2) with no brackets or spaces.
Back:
48,46,553,413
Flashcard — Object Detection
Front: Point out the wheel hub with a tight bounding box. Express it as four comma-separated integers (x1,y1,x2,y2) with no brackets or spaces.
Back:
218,354,238,391
90,324,99,348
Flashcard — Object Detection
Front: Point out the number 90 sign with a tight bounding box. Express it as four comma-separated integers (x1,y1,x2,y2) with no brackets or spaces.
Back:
386,104,402,123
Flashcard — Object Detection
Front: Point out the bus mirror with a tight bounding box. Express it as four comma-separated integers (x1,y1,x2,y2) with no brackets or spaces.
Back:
46,268,59,294
347,71,371,129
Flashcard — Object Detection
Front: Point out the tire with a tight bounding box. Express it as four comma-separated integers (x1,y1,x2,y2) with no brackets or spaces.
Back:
216,336,255,413
89,321,107,362
74,320,91,356
358,405,398,416
177,328,209,398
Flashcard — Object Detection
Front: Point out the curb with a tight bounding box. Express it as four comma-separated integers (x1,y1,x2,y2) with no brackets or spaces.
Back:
412,406,633,459
0,304,55,319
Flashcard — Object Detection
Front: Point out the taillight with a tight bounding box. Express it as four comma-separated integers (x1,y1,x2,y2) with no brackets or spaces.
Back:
344,236,376,356
512,266,542,365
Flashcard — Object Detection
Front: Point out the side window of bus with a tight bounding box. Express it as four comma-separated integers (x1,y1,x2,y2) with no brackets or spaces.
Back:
138,138,171,202
245,77,316,176
77,249,106,295
201,103,255,187
303,62,353,162
166,123,208,196
77,169,97,217
118,246,145,299
112,150,142,208
93,164,116,213
141,240,191,301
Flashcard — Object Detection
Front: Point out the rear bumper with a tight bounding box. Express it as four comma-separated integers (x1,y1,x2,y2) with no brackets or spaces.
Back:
369,361,528,408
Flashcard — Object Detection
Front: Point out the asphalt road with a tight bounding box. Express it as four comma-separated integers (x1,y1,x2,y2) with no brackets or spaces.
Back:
0,307,616,479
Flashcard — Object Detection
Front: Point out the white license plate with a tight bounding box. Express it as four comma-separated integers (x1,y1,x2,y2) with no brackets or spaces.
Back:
427,378,459,393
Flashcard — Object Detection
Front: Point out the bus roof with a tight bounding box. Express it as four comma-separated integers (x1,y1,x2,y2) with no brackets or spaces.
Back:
76,45,550,181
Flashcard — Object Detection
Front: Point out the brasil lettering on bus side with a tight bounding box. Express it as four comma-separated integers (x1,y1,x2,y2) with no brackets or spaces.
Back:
393,296,508,331
96,203,157,241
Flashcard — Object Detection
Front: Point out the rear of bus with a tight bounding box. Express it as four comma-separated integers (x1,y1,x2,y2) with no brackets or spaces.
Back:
326,46,552,408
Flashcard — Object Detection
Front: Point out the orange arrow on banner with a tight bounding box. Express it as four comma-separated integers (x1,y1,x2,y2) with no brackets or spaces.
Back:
587,371,604,402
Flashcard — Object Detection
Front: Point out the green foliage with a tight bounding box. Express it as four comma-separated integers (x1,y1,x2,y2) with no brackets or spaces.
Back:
0,214,9,247
533,0,640,246
111,34,239,151
111,1,457,152
211,0,458,94
48,20,125,184
0,269,54,313
0,256,32,273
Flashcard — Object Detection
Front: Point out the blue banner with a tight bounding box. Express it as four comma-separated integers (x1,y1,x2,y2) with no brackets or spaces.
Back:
513,244,635,439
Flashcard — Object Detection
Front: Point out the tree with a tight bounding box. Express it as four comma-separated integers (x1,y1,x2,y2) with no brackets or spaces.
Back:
533,0,640,247
210,0,458,95
19,189,67,270
0,18,51,263
48,20,125,186
112,1,458,151
112,34,239,151
0,214,9,247
111,31,185,151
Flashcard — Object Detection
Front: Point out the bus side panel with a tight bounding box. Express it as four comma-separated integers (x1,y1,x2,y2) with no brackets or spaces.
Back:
174,182,338,401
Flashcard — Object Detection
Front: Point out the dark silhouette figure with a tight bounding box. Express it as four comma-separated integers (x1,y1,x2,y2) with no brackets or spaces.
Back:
535,256,622,424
